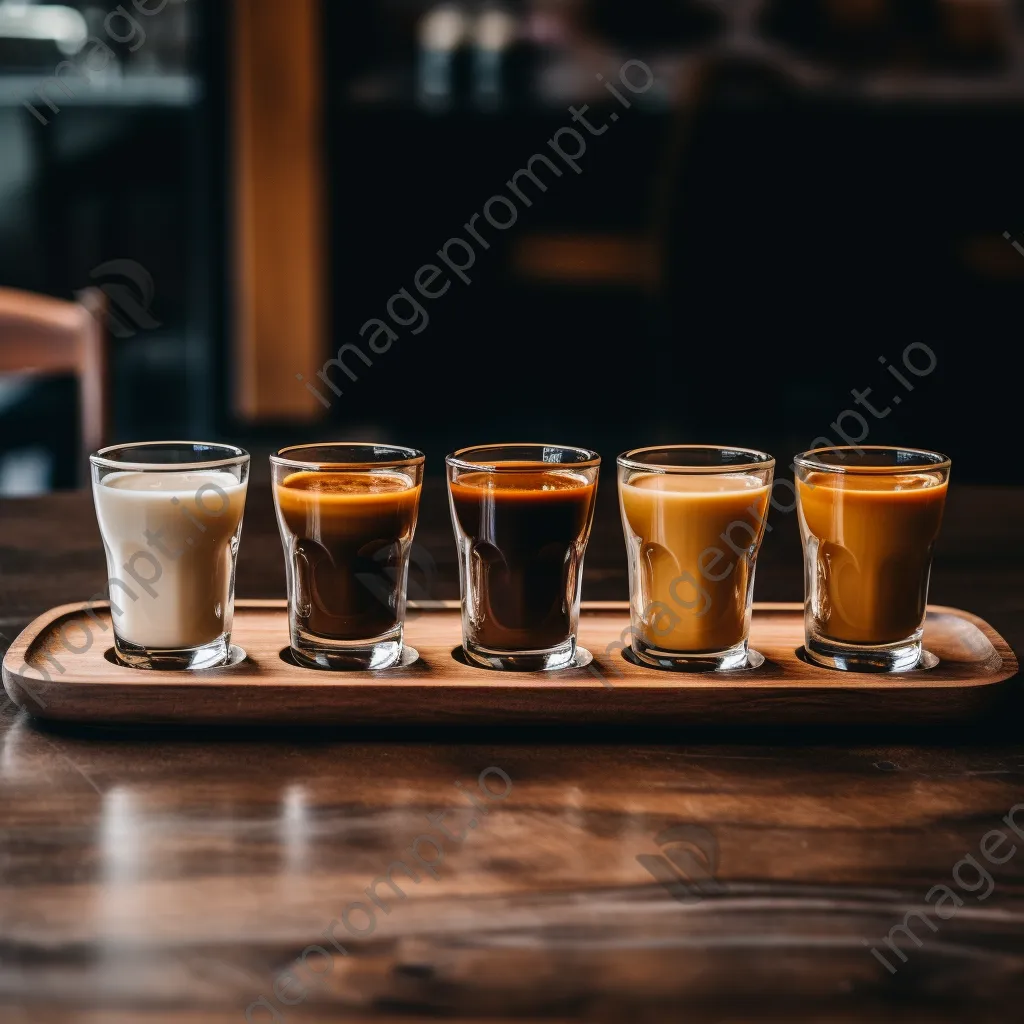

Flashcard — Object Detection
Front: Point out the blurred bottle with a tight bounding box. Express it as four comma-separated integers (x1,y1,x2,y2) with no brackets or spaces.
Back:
471,3,519,110
418,3,470,111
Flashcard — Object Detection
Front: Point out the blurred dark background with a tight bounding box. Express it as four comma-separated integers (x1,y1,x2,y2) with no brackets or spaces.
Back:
0,0,1021,493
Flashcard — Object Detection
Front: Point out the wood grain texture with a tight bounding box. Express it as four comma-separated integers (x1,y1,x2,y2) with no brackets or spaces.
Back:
2,485,1024,1022
2,601,1017,727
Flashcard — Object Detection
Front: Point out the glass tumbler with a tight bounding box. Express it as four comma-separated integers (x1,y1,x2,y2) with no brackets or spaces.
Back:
446,443,600,671
618,445,775,671
90,441,250,670
271,443,424,670
795,445,950,672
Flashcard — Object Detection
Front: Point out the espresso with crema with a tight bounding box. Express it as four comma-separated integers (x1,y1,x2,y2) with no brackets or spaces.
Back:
448,468,597,651
275,471,420,641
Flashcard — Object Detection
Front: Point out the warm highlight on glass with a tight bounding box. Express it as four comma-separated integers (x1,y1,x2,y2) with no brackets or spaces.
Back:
90,441,249,670
618,446,775,671
271,443,424,670
446,443,600,671
795,446,950,672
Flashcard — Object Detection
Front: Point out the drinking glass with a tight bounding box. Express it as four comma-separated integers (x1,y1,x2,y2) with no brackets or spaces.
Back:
795,446,950,672
271,443,424,670
90,441,250,670
446,443,600,671
618,445,775,671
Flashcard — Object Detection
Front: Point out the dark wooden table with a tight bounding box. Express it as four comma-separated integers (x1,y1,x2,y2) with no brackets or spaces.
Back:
2,479,1023,1023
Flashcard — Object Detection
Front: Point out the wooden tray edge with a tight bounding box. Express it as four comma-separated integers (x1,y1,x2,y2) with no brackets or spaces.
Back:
3,600,1019,724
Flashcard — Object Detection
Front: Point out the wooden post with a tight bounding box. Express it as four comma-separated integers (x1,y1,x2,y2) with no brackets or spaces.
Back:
233,0,324,420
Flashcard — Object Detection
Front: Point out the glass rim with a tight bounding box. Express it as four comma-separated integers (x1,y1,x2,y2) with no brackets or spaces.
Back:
90,441,250,472
793,445,951,474
617,444,775,474
446,442,601,472
270,442,425,472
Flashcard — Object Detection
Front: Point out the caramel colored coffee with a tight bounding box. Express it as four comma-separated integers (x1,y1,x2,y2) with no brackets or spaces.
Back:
274,471,420,641
448,468,597,651
619,473,770,653
797,471,947,644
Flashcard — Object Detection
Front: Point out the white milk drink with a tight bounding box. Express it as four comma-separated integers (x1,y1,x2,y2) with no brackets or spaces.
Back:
93,471,247,649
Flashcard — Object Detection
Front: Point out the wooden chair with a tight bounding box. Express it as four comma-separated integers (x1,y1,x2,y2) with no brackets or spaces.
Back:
0,287,108,480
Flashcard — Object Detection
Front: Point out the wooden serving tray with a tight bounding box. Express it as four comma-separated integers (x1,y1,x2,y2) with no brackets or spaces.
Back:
2,600,1017,726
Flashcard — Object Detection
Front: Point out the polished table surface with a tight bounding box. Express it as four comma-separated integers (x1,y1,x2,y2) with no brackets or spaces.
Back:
1,480,1023,1023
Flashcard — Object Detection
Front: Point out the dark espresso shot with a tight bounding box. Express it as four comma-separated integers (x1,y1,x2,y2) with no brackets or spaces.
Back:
275,471,420,642
448,467,598,664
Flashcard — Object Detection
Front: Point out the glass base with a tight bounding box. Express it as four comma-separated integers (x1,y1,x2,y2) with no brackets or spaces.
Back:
629,636,751,672
804,628,924,672
114,633,230,671
290,625,403,671
463,636,576,672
